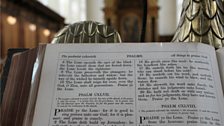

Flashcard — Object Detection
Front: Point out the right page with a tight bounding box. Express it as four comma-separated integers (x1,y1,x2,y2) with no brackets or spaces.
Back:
216,47,224,94
134,43,224,125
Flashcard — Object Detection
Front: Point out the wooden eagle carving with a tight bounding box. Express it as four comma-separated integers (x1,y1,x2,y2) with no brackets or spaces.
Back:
172,0,224,49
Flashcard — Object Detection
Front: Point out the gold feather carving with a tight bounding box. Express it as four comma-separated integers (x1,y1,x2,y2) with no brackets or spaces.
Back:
172,0,224,49
51,21,122,43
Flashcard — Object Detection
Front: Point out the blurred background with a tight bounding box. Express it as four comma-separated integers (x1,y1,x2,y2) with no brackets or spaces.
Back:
1,0,223,72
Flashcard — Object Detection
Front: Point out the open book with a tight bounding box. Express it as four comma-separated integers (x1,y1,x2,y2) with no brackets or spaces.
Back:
2,43,224,126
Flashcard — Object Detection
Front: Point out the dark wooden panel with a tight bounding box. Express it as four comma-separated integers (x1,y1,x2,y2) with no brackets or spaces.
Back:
1,13,20,57
0,0,65,60
159,35,174,42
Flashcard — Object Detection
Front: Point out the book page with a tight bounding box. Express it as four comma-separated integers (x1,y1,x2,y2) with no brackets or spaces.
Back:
32,43,224,126
217,47,224,93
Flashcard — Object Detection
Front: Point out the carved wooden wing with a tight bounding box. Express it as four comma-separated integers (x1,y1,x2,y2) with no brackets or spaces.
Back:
172,0,224,49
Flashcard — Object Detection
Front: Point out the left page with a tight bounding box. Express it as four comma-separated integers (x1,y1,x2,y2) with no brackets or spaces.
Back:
32,43,224,126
